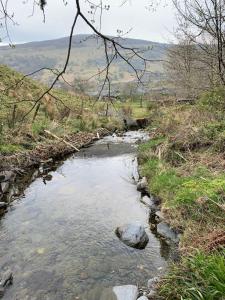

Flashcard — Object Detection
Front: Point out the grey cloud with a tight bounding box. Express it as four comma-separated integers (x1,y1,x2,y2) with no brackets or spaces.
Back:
3,0,176,43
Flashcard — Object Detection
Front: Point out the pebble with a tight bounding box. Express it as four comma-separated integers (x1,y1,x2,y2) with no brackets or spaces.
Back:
0,270,13,287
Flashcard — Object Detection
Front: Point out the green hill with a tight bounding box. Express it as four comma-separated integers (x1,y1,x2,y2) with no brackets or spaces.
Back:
0,34,169,93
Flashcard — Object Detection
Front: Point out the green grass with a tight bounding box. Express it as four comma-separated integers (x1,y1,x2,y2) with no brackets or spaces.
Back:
0,144,23,154
139,142,225,219
160,251,225,300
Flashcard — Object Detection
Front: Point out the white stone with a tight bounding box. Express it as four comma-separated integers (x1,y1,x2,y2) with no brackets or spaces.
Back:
137,296,148,300
141,196,153,207
113,285,138,300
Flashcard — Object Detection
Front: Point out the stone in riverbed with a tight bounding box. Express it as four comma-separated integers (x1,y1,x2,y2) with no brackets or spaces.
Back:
157,222,179,243
115,223,149,249
0,287,4,297
0,202,7,209
113,285,138,300
140,195,153,207
137,177,148,193
0,182,10,194
84,285,138,300
147,277,159,290
0,171,15,183
0,270,13,287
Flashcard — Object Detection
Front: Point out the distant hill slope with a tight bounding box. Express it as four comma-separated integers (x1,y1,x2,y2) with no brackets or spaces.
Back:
0,34,169,92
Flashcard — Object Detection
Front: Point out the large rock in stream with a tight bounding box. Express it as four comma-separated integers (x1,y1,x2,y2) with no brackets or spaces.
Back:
115,223,149,249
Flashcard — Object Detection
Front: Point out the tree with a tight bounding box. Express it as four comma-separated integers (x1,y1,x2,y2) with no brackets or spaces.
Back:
165,34,212,98
173,0,225,86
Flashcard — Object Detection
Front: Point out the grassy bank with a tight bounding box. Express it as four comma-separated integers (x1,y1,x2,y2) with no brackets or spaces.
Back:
138,90,225,299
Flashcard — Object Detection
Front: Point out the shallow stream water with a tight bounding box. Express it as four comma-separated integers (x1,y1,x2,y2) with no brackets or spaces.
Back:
0,131,168,300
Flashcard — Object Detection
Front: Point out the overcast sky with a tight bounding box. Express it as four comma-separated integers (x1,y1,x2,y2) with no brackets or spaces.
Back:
2,0,177,44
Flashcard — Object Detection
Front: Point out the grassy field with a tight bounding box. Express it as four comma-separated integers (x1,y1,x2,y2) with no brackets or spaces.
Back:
138,90,225,299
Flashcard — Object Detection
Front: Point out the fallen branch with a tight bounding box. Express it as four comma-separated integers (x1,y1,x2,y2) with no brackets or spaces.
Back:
44,130,79,152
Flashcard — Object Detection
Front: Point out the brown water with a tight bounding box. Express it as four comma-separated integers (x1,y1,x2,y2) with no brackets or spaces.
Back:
0,132,168,300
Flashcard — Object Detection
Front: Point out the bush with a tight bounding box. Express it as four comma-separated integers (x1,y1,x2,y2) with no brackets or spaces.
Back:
199,87,225,109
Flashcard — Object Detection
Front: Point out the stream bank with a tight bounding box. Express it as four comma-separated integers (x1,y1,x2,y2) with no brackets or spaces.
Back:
137,101,225,299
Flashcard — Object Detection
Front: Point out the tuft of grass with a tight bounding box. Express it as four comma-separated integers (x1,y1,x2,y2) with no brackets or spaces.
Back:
0,144,23,154
159,251,225,300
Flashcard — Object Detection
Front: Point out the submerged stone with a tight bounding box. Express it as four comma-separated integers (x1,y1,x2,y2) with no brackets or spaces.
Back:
137,177,148,193
115,223,149,249
113,285,138,300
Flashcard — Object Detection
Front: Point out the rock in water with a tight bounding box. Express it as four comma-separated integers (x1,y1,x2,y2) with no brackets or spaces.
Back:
0,270,13,287
137,177,148,193
0,287,4,297
0,202,7,209
115,223,149,249
0,182,10,194
147,277,159,290
137,296,148,300
157,222,179,243
113,285,138,300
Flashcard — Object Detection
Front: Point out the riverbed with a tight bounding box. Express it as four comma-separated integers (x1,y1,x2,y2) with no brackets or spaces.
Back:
0,131,168,300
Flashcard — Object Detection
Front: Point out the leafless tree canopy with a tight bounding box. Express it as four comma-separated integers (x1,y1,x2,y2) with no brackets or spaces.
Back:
173,0,225,85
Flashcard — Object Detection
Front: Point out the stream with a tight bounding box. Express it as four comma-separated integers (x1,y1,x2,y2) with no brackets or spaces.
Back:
0,131,169,300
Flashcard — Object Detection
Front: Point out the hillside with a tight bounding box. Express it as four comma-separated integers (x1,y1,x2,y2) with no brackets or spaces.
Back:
0,64,150,154
0,34,169,93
